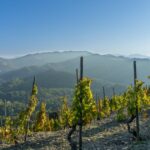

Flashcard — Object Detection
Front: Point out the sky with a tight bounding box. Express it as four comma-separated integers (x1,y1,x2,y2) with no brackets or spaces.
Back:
0,0,150,57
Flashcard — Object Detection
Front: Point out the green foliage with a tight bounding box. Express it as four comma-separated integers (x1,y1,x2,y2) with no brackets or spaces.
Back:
111,96,118,112
124,80,144,116
102,97,110,117
34,102,51,132
71,77,97,125
59,97,71,128
16,79,38,134
111,95,127,121
49,119,60,131
0,117,14,143
112,80,150,121
116,109,126,122
97,99,104,119
2,72,150,144
96,97,111,119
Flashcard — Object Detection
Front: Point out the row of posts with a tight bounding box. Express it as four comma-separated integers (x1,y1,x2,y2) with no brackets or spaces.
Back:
77,57,140,149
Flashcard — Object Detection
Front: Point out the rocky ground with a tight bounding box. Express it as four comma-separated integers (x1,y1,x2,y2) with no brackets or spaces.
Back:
1,114,150,150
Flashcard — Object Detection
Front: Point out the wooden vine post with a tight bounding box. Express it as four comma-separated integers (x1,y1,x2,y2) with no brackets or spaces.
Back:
76,68,79,83
96,93,100,120
79,56,83,150
67,69,79,150
133,60,140,140
103,86,106,107
103,86,106,99
24,76,36,142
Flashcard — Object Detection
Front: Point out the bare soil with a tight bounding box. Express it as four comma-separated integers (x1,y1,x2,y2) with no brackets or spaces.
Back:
1,114,150,150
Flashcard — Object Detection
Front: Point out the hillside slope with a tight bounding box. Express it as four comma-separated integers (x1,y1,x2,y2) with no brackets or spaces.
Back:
1,114,150,150
0,51,91,73
46,54,150,86
1,52,150,86
1,52,150,103
0,68,75,102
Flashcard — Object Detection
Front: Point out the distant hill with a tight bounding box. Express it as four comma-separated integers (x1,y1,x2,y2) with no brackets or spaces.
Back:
0,68,76,102
0,57,16,73
0,68,75,90
1,52,150,89
1,51,150,102
45,54,150,86
0,66,49,83
0,51,91,73
128,54,150,59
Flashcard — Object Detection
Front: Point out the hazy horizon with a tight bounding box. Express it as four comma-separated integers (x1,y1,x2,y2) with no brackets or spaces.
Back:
1,50,150,59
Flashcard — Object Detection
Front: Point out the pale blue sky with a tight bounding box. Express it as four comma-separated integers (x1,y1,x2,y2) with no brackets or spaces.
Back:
0,0,150,57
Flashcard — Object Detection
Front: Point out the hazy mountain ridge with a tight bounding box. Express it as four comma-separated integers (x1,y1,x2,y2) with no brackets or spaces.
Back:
1,51,150,102
127,54,150,59
1,51,150,87
0,51,150,74
0,66,49,83
44,54,150,85
0,51,91,73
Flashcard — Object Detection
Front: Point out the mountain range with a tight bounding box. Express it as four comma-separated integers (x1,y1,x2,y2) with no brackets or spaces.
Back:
0,51,150,102
0,51,91,73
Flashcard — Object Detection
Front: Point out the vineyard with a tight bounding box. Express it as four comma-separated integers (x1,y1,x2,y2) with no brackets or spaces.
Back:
1,57,150,150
